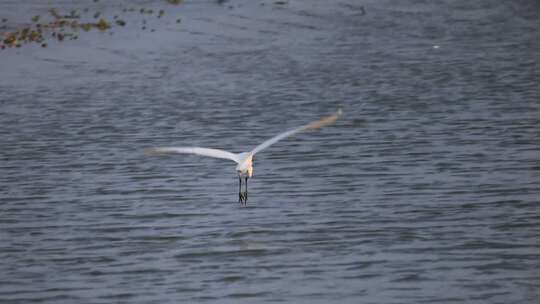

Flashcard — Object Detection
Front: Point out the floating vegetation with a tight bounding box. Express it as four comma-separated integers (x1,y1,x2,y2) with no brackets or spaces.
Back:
96,18,111,31
1,1,186,50
3,33,17,44
49,8,62,19
2,27,44,48
0,16,112,48
80,23,92,31
139,8,155,15
64,10,80,19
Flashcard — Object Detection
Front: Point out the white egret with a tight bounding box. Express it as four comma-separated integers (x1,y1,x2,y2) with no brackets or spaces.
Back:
146,109,342,204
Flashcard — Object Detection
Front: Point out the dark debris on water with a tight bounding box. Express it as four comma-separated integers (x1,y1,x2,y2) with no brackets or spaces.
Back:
0,0,186,50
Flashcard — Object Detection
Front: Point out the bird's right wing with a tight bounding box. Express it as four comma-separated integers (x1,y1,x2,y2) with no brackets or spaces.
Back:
145,147,241,163
250,109,342,155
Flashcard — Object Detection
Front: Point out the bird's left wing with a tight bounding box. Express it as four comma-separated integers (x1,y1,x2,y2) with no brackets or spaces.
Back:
145,147,241,163
250,109,342,155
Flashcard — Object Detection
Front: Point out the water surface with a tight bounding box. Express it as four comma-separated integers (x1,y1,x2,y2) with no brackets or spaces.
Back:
1,0,539,303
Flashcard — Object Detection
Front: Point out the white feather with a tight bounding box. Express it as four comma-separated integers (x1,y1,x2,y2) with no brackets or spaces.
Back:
145,147,240,163
146,109,342,175
250,109,342,155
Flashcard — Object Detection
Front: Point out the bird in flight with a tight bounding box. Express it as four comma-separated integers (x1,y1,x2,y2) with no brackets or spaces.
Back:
146,109,342,205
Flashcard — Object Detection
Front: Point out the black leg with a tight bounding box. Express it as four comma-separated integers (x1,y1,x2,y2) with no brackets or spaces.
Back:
238,177,242,204
244,177,248,204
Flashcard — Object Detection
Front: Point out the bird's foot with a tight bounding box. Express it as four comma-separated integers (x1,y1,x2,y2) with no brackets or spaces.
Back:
238,192,248,205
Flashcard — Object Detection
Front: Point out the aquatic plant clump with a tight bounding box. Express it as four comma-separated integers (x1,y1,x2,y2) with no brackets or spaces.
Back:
0,1,185,50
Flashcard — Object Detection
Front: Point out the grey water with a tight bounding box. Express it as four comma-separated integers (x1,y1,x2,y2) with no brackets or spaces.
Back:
1,0,540,303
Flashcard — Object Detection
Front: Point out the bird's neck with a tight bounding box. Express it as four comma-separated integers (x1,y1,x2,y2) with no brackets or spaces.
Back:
236,154,253,177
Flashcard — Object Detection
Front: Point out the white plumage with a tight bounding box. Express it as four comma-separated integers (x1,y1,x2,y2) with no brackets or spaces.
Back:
146,109,342,204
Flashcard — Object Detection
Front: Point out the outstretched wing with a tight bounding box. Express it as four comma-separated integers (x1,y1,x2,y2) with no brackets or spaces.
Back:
145,147,240,163
250,108,342,155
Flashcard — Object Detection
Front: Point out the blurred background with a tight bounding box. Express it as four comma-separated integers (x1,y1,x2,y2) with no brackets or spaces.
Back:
1,0,539,303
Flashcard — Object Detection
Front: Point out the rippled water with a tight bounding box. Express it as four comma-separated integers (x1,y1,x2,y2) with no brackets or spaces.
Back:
1,0,540,303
